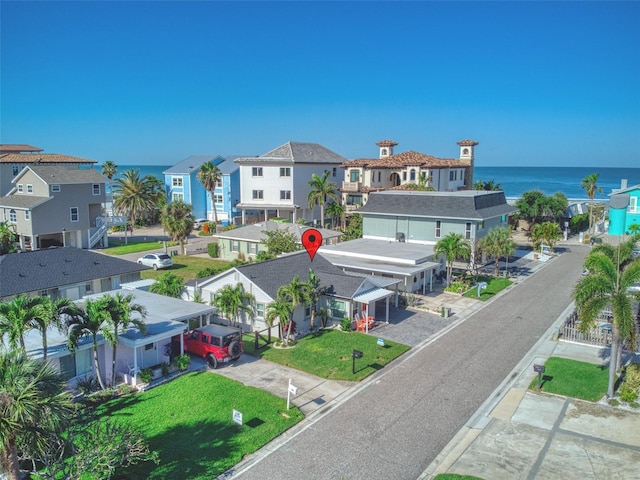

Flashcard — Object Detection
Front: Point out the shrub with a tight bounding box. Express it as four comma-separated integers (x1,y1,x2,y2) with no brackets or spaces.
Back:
445,280,470,294
76,375,99,396
341,316,352,332
207,242,219,258
139,368,153,384
608,398,620,407
619,384,639,403
624,363,640,390
173,354,191,371
161,362,171,377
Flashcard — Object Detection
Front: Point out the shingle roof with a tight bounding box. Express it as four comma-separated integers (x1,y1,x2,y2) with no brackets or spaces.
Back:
235,142,348,165
609,193,630,209
357,190,516,220
0,195,51,209
217,157,241,175
0,153,96,164
0,248,146,298
15,165,107,184
235,251,364,300
341,151,469,169
162,155,224,174
215,221,341,243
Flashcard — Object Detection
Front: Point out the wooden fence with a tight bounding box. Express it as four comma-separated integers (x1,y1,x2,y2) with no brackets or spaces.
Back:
558,309,613,347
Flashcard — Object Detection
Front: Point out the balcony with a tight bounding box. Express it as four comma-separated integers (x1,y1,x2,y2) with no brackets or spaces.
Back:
341,181,362,192
345,204,362,213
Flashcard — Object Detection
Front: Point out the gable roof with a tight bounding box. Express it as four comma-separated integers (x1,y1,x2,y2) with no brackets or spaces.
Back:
13,165,107,184
223,251,365,300
609,184,640,196
235,142,348,165
214,220,342,243
0,248,146,298
0,195,51,210
0,153,96,164
358,190,516,220
162,155,225,175
217,156,241,175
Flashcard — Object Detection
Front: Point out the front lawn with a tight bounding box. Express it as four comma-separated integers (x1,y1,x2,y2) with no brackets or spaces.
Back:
462,276,512,301
243,328,410,381
528,356,610,402
95,372,303,480
102,240,172,255
140,256,234,282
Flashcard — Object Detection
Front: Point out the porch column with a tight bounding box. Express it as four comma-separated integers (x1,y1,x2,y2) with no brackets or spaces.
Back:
180,334,184,355
242,209,246,225
422,270,426,295
394,284,399,308
385,297,390,324
263,208,268,221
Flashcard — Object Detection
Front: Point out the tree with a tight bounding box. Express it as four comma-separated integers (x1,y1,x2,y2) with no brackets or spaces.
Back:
341,213,362,241
31,297,81,362
573,236,640,398
262,228,298,256
100,161,118,180
308,171,339,228
0,221,18,255
196,161,222,223
0,295,47,352
277,275,310,342
161,200,195,254
66,296,114,390
112,169,158,228
530,221,562,253
473,179,502,191
515,190,568,227
306,269,326,331
581,173,603,238
265,299,294,341
103,293,147,386
212,283,255,328
150,272,185,298
434,233,471,286
326,202,345,230
480,227,516,277
0,350,73,480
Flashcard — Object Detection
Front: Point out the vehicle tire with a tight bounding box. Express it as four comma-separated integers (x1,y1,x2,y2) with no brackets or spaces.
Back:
153,264,158,270
229,340,241,359
206,355,218,369
138,260,143,264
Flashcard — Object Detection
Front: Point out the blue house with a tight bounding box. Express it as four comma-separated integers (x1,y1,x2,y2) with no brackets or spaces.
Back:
608,182,640,236
163,155,240,223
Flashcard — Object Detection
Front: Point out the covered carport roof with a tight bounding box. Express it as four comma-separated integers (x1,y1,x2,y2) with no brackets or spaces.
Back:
353,288,395,304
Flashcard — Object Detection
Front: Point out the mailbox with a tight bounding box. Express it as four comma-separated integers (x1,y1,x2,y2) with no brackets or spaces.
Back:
533,364,545,373
352,349,363,358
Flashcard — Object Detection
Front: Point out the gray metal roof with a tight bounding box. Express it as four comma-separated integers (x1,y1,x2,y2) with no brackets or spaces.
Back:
0,248,147,298
14,165,107,184
162,155,224,174
608,184,640,196
215,221,342,243
235,142,348,165
217,157,240,175
357,190,517,220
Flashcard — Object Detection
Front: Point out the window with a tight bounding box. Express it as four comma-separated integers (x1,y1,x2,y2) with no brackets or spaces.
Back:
629,197,638,213
305,304,311,318
144,343,155,351
12,166,18,176
70,207,79,222
280,190,291,200
450,170,455,181
410,169,416,181
9,209,17,223
346,194,363,206
172,177,183,187
248,242,258,254
51,184,60,192
27,184,33,193
214,194,223,203
255,303,265,318
252,167,263,177
435,220,441,238
279,167,291,177
402,172,407,181
350,170,360,182
92,184,100,195
59,349,92,381
465,222,472,240
231,241,240,252
215,180,222,188
172,193,184,201
329,300,346,319
332,167,337,177
252,190,263,200
25,211,30,220
85,282,92,293
381,148,387,156
17,184,23,193
463,148,469,155
378,172,381,182
478,221,484,230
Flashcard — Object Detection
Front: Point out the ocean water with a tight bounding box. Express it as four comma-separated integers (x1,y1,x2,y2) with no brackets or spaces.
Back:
474,167,640,200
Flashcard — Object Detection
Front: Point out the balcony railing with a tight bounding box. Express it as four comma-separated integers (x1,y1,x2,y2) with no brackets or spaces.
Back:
342,181,362,192
345,204,362,212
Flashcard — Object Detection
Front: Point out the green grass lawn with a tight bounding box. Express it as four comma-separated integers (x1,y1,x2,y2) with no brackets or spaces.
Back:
243,328,410,381
94,372,303,480
102,240,171,255
528,357,610,402
462,276,512,301
139,256,233,282
434,474,484,480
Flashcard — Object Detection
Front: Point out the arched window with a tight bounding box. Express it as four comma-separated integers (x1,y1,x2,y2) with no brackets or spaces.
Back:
381,148,387,156
410,169,416,181
463,148,469,155
9,209,17,222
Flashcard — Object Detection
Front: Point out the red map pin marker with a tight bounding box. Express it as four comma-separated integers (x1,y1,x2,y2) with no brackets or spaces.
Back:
301,228,323,261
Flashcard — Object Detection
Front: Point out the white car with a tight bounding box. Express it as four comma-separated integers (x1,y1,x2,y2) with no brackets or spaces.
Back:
193,218,210,230
137,253,173,270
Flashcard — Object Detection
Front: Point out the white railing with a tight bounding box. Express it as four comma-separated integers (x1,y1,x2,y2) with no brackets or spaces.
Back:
342,181,362,192
89,224,108,249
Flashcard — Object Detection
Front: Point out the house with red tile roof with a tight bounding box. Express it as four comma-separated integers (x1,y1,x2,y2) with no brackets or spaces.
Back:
340,139,477,213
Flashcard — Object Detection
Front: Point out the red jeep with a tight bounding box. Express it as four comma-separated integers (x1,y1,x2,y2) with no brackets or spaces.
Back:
183,324,243,369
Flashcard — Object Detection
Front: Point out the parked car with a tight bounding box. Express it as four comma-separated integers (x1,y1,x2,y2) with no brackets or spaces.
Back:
137,253,173,270
183,324,243,369
193,218,209,230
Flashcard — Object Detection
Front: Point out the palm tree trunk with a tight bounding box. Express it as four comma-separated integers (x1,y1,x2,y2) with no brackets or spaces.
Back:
111,341,118,387
93,340,106,390
608,327,620,398
310,306,316,331
212,198,218,223
1,439,21,480
42,330,48,361
320,204,325,228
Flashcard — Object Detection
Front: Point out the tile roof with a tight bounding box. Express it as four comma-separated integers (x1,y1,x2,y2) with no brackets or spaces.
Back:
162,155,225,174
341,151,470,169
375,140,398,147
457,139,479,146
0,153,96,164
17,165,107,184
0,144,43,153
357,190,516,220
235,142,348,165
0,248,146,298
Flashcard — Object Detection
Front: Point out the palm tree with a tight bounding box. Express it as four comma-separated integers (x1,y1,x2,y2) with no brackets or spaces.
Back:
161,199,195,254
196,161,222,223
103,293,147,386
308,171,339,228
0,350,73,480
150,272,185,298
573,236,640,398
112,169,157,229
0,221,18,255
212,283,255,328
265,299,294,341
100,160,118,180
530,221,562,253
326,202,345,230
0,295,47,352
67,296,114,390
434,233,471,286
581,173,603,238
480,227,516,277
277,275,310,342
306,269,325,331
30,297,81,361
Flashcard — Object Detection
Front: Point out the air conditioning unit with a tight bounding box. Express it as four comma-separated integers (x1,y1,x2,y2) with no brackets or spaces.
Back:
396,232,405,242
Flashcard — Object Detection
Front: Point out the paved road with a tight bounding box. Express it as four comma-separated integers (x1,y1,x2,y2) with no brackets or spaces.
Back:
224,244,590,480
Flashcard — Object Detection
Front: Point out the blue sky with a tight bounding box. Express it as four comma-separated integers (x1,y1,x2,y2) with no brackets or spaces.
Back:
2,1,639,167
